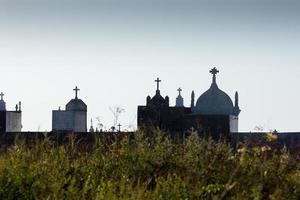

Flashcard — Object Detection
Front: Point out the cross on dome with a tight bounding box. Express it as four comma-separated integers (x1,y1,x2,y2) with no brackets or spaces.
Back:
177,88,182,96
0,92,4,101
210,67,219,75
73,86,80,99
210,67,219,84
155,78,161,91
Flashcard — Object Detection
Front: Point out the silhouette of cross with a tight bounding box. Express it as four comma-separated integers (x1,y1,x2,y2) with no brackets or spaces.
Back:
177,88,182,95
0,92,3,101
210,67,219,75
210,67,219,83
73,86,80,99
155,78,161,91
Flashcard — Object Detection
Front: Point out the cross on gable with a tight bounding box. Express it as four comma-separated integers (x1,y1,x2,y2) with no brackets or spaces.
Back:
118,123,122,132
0,92,4,101
177,87,182,95
73,86,80,99
155,78,161,91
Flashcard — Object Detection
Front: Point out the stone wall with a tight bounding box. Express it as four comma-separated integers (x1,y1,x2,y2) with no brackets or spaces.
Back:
52,111,74,131
6,111,22,132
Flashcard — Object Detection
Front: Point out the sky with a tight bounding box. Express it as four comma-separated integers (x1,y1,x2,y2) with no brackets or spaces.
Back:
0,0,299,132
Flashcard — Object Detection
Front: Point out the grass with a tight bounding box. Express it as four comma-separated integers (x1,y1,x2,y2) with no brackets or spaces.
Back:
0,131,299,200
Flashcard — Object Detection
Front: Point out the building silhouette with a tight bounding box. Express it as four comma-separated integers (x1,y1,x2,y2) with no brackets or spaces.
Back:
52,86,87,132
138,68,241,137
0,92,22,132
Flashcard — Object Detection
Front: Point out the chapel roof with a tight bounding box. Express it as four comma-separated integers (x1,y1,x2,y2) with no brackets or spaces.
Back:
193,68,235,115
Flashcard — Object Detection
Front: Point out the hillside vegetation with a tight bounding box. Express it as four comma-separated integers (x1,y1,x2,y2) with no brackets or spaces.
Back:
0,131,299,200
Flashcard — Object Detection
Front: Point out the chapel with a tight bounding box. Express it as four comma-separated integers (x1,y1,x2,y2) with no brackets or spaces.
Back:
52,87,87,132
137,68,241,138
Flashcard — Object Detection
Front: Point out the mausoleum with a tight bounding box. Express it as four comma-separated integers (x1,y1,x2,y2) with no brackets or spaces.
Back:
0,92,22,132
138,68,241,137
52,87,87,132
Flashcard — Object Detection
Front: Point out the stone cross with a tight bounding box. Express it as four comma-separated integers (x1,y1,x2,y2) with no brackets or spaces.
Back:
155,78,161,91
210,67,219,83
177,88,182,96
73,86,80,99
0,92,4,101
118,123,122,132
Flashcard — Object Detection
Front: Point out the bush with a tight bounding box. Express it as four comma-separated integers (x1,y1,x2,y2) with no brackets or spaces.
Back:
0,131,299,200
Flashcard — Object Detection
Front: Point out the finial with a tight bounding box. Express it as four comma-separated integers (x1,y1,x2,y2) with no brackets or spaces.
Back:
155,78,161,94
89,118,95,133
191,90,195,109
0,92,4,101
177,87,182,96
209,67,219,84
235,91,239,107
73,86,80,99
176,88,184,107
234,91,241,116
118,123,122,132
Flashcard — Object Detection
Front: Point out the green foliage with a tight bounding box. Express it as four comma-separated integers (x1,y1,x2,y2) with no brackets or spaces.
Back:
0,132,299,200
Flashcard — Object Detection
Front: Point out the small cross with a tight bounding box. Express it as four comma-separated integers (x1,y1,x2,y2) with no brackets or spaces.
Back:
177,87,182,96
118,123,122,132
0,92,4,101
155,78,161,91
73,86,80,99
209,67,219,83
210,67,219,75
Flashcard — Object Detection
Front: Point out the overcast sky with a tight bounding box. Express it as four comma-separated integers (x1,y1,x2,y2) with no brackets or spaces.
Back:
0,0,299,132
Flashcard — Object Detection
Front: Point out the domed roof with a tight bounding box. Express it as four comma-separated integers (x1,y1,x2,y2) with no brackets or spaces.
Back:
194,68,234,115
66,98,87,111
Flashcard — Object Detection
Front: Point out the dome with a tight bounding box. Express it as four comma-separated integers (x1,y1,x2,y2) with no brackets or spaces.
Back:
193,68,235,115
66,99,87,111
194,84,234,115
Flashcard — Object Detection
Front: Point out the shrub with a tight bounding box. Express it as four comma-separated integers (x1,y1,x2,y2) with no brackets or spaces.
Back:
0,131,299,199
